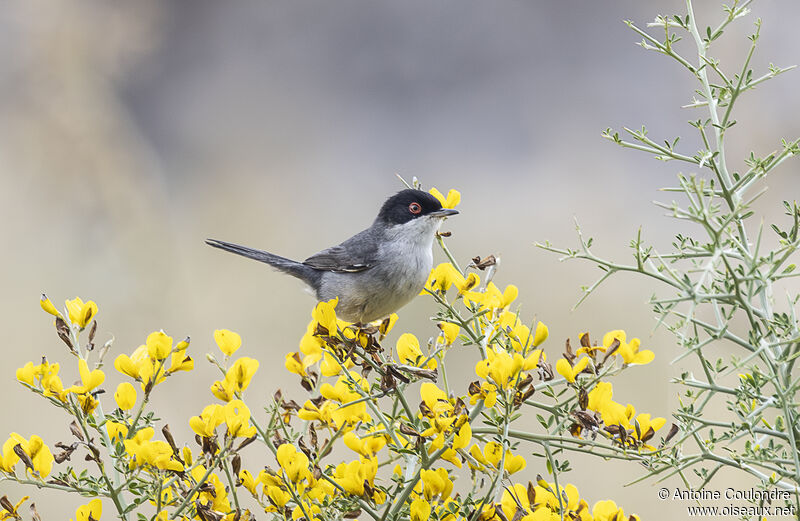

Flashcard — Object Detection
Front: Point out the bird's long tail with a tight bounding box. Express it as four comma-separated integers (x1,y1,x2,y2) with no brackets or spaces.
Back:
205,239,321,287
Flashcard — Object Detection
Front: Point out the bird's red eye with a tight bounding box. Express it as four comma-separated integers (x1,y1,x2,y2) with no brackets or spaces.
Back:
409,202,422,215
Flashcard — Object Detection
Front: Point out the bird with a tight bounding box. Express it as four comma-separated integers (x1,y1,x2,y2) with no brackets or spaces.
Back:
206,189,458,324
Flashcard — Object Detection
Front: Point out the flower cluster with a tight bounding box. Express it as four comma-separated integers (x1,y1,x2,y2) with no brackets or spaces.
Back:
2,187,664,521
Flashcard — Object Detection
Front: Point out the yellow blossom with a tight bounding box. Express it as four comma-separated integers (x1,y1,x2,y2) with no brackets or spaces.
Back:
214,329,242,356
503,452,526,474
0,495,28,520
475,348,537,389
39,294,61,318
238,469,258,496
106,421,128,442
16,362,37,386
587,382,635,428
429,187,461,209
223,400,257,438
410,497,431,521
114,343,166,389
0,433,53,478
114,382,137,410
72,498,102,521
423,263,464,294
592,500,637,521
276,443,311,483
311,298,339,335
533,321,549,346
602,330,654,365
632,413,666,448
124,427,183,472
379,313,399,335
167,340,194,374
333,457,378,497
482,442,503,468
67,359,105,395
211,357,260,401
469,381,497,408
438,322,460,345
146,331,173,361
397,333,436,369
420,468,453,500
463,282,518,311
189,404,225,438
343,431,387,457
556,356,590,383
65,297,98,329
77,394,99,415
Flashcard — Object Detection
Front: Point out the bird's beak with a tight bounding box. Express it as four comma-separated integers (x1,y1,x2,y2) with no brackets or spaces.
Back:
430,208,459,218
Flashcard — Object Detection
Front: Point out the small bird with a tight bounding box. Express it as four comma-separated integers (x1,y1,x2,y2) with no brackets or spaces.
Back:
206,189,458,324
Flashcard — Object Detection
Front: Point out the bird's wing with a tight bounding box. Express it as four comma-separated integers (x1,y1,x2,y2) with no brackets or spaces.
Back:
303,229,377,273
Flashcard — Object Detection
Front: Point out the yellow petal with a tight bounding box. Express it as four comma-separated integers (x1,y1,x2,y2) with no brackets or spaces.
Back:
532,321,549,346
114,382,137,411
39,294,61,317
214,329,242,356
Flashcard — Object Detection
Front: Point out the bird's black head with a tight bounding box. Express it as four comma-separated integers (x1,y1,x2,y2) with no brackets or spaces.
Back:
375,189,458,226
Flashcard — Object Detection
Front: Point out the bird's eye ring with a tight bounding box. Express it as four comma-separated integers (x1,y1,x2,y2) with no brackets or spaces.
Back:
409,202,422,215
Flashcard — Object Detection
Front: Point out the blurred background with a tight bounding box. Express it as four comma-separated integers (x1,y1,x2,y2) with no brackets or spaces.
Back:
2,0,799,518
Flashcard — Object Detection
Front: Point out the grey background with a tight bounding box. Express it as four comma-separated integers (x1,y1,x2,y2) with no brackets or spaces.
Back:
2,1,799,518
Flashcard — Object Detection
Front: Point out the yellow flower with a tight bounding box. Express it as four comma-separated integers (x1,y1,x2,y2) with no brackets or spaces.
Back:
38,362,67,402
632,413,666,447
167,339,194,374
601,330,654,365
555,356,590,383
146,331,173,361
410,498,431,521
123,428,183,472
72,498,102,521
533,321,549,346
503,452,526,474
437,322,460,345
276,443,311,483
587,382,635,428
423,263,464,294
67,359,105,395
114,344,165,389
311,298,339,335
191,467,230,512
343,431,387,457
469,381,497,408
189,404,225,438
592,500,632,521
65,297,98,329
214,329,242,356
284,352,307,377
16,362,37,386
0,495,28,520
39,294,61,318
224,400,257,438
106,421,128,442
77,394,99,415
482,442,502,468
333,457,378,497
474,348,536,389
0,433,53,478
429,188,461,209
379,313,399,335
420,467,453,500
453,421,471,450
114,382,137,411
463,282,518,311
396,333,436,369
211,357,260,401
